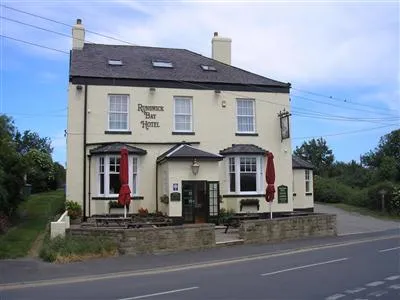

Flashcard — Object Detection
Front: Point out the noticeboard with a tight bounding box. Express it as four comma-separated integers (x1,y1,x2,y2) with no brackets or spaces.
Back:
277,185,288,204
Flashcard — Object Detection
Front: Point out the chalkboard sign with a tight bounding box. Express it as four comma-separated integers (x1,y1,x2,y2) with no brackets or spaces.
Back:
277,185,288,204
170,192,181,202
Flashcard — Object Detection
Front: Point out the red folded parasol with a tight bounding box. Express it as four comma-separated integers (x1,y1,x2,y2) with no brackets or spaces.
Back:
265,152,275,219
118,147,131,216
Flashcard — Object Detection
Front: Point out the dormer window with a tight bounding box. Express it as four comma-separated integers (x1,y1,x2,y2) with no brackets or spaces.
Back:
152,60,173,68
108,59,123,66
201,65,216,71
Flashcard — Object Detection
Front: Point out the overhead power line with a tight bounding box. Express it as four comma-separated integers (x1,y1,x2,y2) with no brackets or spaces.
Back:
291,94,399,118
292,123,398,140
1,16,95,44
291,86,398,113
0,34,69,54
1,4,136,45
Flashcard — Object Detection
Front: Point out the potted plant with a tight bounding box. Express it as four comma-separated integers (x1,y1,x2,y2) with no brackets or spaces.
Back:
138,207,149,217
160,194,169,204
65,200,82,224
108,201,125,214
240,199,260,211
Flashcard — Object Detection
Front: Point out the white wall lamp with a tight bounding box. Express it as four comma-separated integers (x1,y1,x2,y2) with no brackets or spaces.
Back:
191,158,200,175
149,87,156,94
76,85,83,91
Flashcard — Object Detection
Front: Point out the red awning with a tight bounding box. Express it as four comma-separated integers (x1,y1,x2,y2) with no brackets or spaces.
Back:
265,152,275,202
118,147,131,207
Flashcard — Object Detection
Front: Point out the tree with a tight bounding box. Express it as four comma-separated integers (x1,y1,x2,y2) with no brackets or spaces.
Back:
14,130,53,155
293,137,334,176
361,129,400,182
25,149,55,193
329,160,373,188
0,115,26,218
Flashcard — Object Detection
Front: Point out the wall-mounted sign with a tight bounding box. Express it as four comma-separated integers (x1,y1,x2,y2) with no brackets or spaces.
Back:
278,109,291,141
137,104,164,130
277,185,288,204
170,192,181,202
172,183,178,192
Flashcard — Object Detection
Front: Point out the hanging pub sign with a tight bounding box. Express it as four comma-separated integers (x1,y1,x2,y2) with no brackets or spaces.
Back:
278,109,291,141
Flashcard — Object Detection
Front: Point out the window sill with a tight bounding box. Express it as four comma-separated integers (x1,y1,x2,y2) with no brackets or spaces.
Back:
222,194,265,198
104,130,132,135
92,196,144,200
235,133,258,136
172,131,195,135
305,193,313,196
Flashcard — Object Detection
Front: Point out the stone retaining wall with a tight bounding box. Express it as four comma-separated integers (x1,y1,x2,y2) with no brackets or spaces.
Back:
68,223,215,255
239,214,337,244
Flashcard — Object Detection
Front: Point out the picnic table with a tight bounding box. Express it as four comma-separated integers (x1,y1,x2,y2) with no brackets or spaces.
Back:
224,214,260,233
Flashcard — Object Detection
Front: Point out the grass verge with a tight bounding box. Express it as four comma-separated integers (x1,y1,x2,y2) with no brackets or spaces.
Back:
39,235,118,263
0,190,65,259
322,202,400,221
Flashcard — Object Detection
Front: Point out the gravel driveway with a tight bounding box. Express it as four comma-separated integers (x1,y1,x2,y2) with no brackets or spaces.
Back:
315,203,399,235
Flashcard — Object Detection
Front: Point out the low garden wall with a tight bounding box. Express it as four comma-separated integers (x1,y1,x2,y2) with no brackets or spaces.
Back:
239,214,337,244
67,223,215,255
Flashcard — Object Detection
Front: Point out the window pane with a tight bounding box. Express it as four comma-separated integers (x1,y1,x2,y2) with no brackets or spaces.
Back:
230,173,236,192
306,181,310,193
109,174,120,194
240,173,256,191
100,174,104,194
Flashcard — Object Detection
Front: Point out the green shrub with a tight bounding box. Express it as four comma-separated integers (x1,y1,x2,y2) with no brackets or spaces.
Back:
65,200,82,220
366,181,395,211
39,234,117,263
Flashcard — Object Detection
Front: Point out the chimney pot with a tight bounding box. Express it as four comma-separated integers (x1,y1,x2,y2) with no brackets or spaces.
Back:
76,19,82,25
72,18,85,50
214,32,218,37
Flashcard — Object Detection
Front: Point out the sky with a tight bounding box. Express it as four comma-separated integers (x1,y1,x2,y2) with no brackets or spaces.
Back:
0,0,399,165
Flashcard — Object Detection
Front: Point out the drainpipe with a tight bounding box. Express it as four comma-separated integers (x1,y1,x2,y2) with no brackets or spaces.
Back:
88,154,91,218
82,84,88,221
155,160,159,212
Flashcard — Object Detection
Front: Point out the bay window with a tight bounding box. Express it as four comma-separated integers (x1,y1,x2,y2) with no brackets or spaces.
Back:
227,156,264,194
97,155,138,196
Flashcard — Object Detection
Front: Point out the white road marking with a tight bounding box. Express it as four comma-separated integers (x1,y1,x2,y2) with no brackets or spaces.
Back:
1,235,398,291
366,281,385,287
261,258,348,276
389,284,400,290
118,286,199,300
325,294,345,300
345,287,366,294
368,290,388,297
379,246,400,253
385,275,400,281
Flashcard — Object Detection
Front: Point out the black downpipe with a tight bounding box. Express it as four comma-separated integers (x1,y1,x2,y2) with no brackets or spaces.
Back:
88,155,91,218
155,161,159,212
82,84,88,221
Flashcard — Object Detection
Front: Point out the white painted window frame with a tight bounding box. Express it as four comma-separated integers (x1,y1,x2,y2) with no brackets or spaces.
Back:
96,155,139,197
173,96,193,132
107,94,130,131
236,98,256,133
305,169,311,193
225,155,264,195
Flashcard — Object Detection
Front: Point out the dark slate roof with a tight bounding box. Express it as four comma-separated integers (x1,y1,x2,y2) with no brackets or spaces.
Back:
70,44,289,89
157,144,223,162
90,143,147,155
219,144,267,155
292,156,314,170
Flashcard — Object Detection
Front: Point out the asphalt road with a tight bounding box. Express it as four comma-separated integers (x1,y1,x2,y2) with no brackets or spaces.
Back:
315,203,399,235
1,231,399,300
